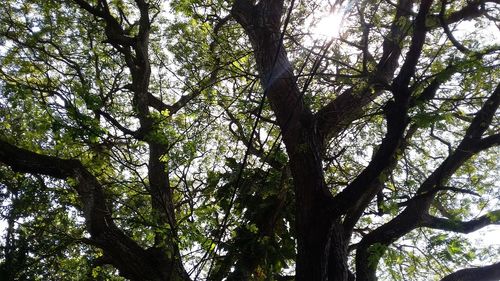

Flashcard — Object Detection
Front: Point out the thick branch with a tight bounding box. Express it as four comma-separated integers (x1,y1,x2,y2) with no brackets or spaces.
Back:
439,0,471,54
422,210,500,233
354,83,499,281
0,139,186,280
0,139,79,179
342,125,417,232
477,133,500,150
316,0,414,144
232,1,343,279
72,0,135,48
334,0,434,222
231,0,308,142
0,139,108,247
410,53,491,106
440,262,500,281
315,87,381,146
333,103,409,217
392,0,433,95
430,0,500,28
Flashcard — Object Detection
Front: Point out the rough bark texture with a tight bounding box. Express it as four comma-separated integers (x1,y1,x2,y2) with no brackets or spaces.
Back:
440,262,500,281
231,0,348,279
231,0,499,280
0,140,177,280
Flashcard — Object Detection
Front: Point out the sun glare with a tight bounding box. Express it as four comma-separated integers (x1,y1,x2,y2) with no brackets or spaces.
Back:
310,13,343,39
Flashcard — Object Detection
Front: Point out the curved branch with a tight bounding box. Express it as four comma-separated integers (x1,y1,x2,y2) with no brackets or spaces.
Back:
0,138,112,242
445,0,500,23
422,210,500,233
391,0,434,94
477,133,500,151
440,262,500,281
0,139,187,280
72,0,135,48
427,0,500,29
316,0,414,144
439,0,471,54
0,139,79,179
354,82,500,281
96,109,139,137
335,0,434,222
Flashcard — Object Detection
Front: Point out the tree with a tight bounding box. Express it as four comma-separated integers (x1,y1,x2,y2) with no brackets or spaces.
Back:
0,0,499,280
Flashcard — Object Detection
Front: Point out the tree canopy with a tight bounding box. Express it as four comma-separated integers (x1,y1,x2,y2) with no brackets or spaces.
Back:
0,0,499,280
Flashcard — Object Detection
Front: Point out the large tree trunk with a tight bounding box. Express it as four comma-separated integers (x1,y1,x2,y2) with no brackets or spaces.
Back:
231,1,349,279
287,132,348,280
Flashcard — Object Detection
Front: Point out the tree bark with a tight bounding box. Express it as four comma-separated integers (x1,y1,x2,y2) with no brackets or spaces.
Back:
231,0,350,279
0,139,188,280
440,262,500,281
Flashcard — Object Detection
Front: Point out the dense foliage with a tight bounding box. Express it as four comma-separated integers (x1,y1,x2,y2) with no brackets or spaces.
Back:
0,0,499,280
